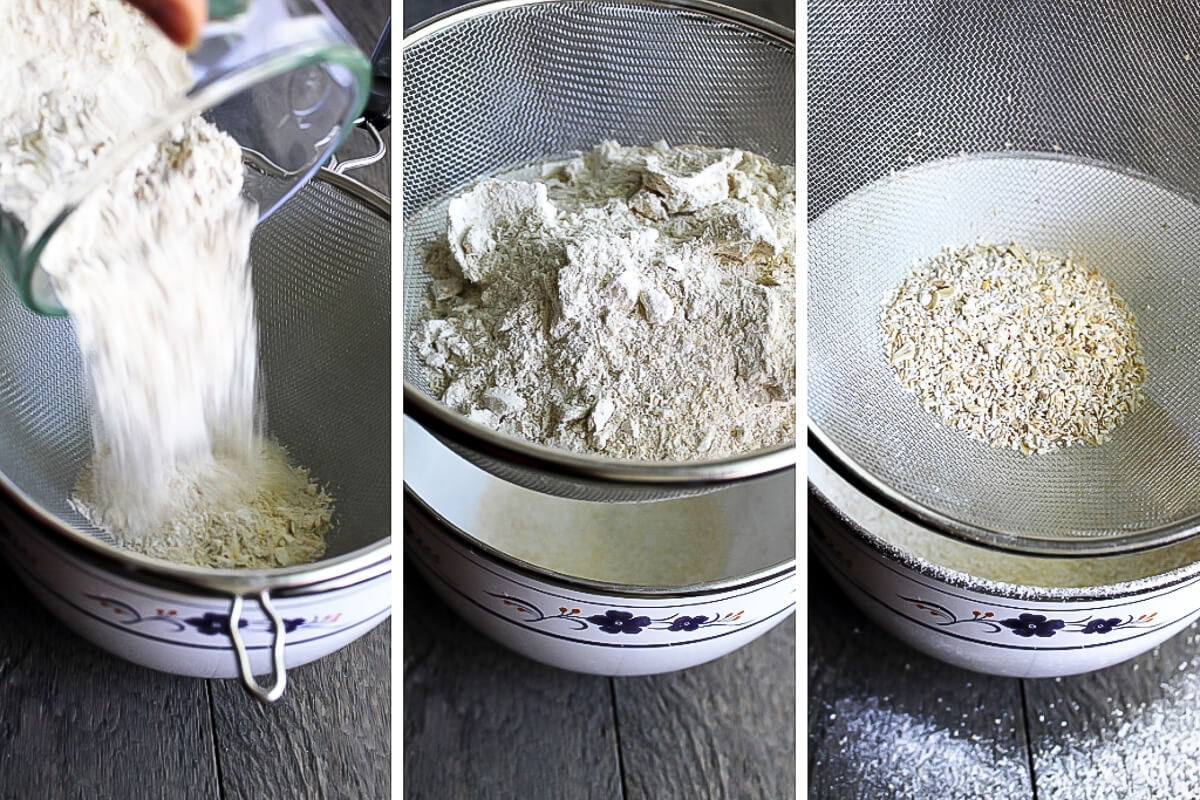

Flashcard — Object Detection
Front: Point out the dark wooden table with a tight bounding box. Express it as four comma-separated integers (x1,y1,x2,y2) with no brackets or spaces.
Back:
0,4,391,799
808,532,1200,799
404,558,795,800
400,2,796,798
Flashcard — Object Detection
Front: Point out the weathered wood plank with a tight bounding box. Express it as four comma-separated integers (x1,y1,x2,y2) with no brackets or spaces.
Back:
0,559,218,800
208,619,391,800
613,618,796,800
1023,620,1200,800
403,560,623,800
807,550,1034,800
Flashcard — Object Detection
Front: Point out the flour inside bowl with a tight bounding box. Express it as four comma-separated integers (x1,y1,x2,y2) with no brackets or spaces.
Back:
0,0,333,568
474,481,734,586
415,140,796,462
809,453,1200,590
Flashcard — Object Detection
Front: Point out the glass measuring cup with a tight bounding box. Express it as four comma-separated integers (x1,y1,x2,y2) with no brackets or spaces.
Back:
0,0,370,316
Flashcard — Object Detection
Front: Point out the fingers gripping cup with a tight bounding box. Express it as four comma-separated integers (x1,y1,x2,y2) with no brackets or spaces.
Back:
0,0,370,316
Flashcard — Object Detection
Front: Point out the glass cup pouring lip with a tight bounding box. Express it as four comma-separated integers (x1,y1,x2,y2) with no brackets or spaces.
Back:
4,4,371,318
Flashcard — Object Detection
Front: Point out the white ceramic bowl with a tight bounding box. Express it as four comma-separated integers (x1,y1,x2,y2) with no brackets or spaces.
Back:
404,418,795,676
809,450,1200,678
0,498,390,698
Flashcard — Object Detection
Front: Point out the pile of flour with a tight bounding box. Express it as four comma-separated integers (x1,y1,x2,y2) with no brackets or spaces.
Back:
415,140,796,462
0,0,333,568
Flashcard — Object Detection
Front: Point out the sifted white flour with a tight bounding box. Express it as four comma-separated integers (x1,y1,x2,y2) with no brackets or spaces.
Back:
475,480,733,586
0,0,333,568
809,453,1200,589
415,140,796,462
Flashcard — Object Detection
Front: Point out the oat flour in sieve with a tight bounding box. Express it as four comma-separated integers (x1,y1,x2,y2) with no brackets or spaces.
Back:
415,140,796,462
0,0,333,568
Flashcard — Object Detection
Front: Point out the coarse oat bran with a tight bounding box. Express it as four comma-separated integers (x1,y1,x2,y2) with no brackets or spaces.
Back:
880,241,1146,455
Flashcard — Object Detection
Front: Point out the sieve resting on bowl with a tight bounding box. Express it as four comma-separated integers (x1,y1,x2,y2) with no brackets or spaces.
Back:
809,0,1200,557
0,155,391,700
402,0,796,503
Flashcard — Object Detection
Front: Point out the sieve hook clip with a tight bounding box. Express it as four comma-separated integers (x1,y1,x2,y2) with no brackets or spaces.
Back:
329,18,389,178
329,119,387,176
228,590,288,703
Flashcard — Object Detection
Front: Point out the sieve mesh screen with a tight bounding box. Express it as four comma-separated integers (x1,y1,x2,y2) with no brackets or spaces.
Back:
0,170,391,561
403,0,796,501
809,0,1200,547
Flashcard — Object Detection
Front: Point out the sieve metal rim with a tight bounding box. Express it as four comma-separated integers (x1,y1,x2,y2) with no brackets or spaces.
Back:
402,0,795,44
808,424,1200,559
402,0,797,493
0,165,392,599
808,467,1200,603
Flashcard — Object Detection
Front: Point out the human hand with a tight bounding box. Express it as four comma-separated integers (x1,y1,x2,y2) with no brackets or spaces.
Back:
124,0,208,48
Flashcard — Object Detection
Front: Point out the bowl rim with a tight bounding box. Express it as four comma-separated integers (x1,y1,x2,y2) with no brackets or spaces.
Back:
401,0,797,497
0,167,392,598
403,481,796,599
809,450,1200,603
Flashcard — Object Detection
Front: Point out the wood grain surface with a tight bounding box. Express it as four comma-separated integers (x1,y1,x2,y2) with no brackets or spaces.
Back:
402,560,625,800
808,530,1200,800
403,560,795,800
210,622,391,800
0,559,219,800
614,616,796,800
0,3,392,798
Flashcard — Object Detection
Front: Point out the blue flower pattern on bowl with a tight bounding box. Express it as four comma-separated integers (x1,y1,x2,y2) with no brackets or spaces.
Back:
489,594,749,635
668,615,709,632
187,612,251,636
900,597,1166,640
999,613,1065,638
1081,617,1123,634
588,610,652,635
85,595,347,639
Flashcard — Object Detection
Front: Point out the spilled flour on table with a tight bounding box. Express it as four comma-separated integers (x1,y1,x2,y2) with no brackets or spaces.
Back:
0,0,333,568
812,625,1200,799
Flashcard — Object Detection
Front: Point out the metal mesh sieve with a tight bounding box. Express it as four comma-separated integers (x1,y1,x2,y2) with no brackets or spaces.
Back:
403,0,796,502
809,0,1200,554
0,168,390,562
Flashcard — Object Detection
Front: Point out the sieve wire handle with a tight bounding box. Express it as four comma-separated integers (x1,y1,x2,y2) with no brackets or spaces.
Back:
330,18,390,176
330,120,387,175
228,590,289,703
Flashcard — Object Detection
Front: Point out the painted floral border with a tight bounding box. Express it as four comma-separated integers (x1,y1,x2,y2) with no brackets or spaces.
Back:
85,594,348,638
488,592,750,635
900,596,1165,639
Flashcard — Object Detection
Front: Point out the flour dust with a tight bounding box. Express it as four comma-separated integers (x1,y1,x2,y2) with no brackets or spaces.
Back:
0,0,333,568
